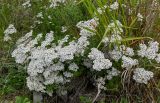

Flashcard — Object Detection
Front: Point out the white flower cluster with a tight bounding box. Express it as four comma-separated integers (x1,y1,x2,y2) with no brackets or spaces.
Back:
41,31,54,48
22,0,31,8
109,45,134,61
107,67,120,80
122,55,138,69
102,20,123,46
96,2,119,15
110,34,122,43
137,13,143,22
12,18,99,93
76,18,99,37
133,68,153,84
155,54,160,63
110,2,119,10
27,76,46,92
11,30,42,64
88,48,112,71
68,62,79,72
96,77,106,90
36,12,43,19
138,41,159,60
49,0,66,8
61,26,67,33
109,48,122,61
97,6,107,14
108,20,123,35
4,24,17,41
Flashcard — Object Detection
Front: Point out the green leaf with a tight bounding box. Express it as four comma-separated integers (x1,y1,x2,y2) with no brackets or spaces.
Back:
120,37,153,42
15,96,31,103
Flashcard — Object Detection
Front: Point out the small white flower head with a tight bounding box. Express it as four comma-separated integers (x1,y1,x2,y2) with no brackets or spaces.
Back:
49,0,66,8
58,35,70,47
76,18,99,30
145,48,157,60
58,42,77,62
124,47,134,56
110,2,119,10
48,15,52,20
121,4,126,8
120,45,134,56
76,18,99,37
155,54,160,63
42,48,59,65
43,62,64,79
133,68,153,84
148,41,159,53
88,48,105,60
146,41,159,59
96,5,108,14
4,35,12,41
36,12,43,19
122,56,138,69
61,26,67,33
27,76,46,92
22,0,31,8
102,37,109,46
107,67,120,80
44,72,64,85
27,59,46,76
97,8,103,14
109,48,122,61
93,58,112,71
138,41,159,60
63,72,73,78
137,13,143,22
69,62,79,71
137,43,147,57
34,20,43,24
76,36,90,55
4,24,17,41
108,20,123,35
96,77,106,90
41,31,54,48
110,34,122,43
88,48,112,71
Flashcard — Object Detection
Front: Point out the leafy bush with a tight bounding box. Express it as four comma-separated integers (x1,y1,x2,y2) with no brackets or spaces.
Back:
0,0,160,102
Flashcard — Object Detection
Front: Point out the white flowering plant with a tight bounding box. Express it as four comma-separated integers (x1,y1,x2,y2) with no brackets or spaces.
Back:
1,0,160,102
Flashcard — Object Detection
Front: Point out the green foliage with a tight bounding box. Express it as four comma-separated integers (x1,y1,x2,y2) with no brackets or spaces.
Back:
46,84,59,93
0,65,27,95
79,96,92,103
15,96,31,103
119,97,129,103
0,0,160,102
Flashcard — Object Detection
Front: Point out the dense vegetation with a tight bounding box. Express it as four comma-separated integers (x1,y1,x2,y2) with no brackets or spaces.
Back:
0,0,160,103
